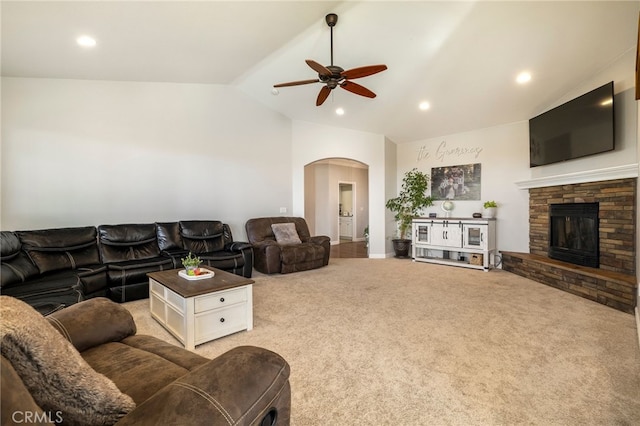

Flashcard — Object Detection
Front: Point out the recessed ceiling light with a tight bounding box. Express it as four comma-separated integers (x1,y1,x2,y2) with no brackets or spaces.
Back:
336,108,345,116
271,88,279,95
516,71,532,84
76,35,97,48
419,101,430,111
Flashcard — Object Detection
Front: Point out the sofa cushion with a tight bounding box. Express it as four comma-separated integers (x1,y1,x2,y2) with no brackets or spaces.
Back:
82,335,208,405
271,223,302,245
281,243,325,265
0,296,136,425
155,222,182,251
0,231,40,287
1,271,83,315
179,221,226,253
17,227,101,274
98,224,161,264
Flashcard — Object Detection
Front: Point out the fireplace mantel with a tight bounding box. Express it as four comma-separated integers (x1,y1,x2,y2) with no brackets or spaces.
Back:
515,164,638,189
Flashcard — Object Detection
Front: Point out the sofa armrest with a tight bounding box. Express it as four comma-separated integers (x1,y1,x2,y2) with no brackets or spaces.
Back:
309,235,330,245
116,346,291,426
47,297,136,352
251,240,279,252
309,235,331,266
224,241,253,252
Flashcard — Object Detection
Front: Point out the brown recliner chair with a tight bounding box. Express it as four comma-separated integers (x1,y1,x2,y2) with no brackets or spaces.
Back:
245,217,330,274
1,297,291,426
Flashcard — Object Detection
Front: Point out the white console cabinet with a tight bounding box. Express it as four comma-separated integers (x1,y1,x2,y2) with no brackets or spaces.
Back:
412,218,497,271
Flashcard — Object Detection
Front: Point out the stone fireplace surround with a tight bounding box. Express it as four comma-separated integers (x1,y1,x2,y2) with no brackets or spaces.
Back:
502,175,636,314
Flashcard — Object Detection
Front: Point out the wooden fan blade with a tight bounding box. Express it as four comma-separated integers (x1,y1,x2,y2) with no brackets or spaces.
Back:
306,59,332,77
340,81,376,98
341,64,388,80
316,86,332,106
274,79,320,88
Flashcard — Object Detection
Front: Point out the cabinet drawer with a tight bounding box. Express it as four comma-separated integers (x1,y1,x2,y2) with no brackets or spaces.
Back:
165,304,186,339
166,288,185,313
150,280,186,313
150,280,164,297
195,303,247,342
149,293,165,321
195,287,247,313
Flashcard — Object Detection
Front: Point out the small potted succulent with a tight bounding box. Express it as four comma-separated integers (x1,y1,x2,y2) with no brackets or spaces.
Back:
483,200,498,218
181,252,202,276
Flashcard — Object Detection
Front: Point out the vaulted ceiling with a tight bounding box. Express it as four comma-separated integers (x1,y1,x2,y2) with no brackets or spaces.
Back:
2,1,638,143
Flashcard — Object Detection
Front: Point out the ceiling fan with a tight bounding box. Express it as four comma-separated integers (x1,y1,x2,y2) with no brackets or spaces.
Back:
274,13,388,106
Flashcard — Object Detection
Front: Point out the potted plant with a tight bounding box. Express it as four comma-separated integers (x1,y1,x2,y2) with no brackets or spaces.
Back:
483,200,498,218
181,252,202,276
363,226,369,250
385,168,434,257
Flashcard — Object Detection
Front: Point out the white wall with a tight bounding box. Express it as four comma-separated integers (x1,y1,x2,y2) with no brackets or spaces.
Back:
291,121,389,257
528,49,637,180
396,121,531,253
1,77,292,240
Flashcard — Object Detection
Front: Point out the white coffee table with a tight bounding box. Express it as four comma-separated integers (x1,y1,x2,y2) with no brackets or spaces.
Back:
148,268,253,350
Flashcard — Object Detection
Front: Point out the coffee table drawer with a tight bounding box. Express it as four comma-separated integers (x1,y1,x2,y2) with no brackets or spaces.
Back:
150,279,185,313
195,303,248,342
194,286,247,313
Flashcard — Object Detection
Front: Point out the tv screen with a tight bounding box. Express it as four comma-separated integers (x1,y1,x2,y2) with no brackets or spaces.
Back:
529,81,614,167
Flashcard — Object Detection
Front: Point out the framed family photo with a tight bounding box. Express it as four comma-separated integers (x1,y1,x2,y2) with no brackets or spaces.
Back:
431,163,481,201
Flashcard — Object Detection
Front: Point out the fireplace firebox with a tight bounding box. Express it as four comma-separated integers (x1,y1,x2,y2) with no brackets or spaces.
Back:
548,203,599,268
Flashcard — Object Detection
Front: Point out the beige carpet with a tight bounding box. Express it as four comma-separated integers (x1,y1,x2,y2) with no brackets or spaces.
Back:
124,258,640,425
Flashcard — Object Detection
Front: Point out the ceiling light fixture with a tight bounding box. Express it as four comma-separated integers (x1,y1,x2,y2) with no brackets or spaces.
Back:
419,101,430,111
76,35,97,48
336,107,345,116
516,71,531,84
271,88,280,95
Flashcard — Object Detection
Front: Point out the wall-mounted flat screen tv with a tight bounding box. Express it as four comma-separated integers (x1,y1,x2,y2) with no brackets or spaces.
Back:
529,81,614,167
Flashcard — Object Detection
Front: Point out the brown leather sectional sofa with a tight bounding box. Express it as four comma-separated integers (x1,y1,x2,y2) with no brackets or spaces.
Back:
1,220,253,314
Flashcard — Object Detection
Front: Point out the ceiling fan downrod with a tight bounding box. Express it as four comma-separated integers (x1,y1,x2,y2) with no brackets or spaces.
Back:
326,13,338,67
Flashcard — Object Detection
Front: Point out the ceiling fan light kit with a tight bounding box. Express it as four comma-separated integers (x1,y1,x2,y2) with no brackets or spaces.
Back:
274,13,388,106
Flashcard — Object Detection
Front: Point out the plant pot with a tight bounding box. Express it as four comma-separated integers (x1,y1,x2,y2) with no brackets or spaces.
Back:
483,207,497,218
392,239,412,258
184,265,200,276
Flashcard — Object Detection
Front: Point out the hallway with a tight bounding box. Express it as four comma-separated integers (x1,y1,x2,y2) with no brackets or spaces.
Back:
330,241,368,259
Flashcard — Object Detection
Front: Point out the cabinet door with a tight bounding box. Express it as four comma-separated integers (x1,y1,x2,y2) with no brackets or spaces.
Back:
430,221,462,248
414,223,431,244
463,224,487,249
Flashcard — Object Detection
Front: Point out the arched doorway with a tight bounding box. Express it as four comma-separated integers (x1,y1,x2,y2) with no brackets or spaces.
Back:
304,158,369,258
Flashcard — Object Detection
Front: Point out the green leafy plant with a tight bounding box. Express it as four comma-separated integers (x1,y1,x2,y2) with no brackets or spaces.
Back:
483,200,498,208
181,252,202,268
385,168,434,239
363,226,369,248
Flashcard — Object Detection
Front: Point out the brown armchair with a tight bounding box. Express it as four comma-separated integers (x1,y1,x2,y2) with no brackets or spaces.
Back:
1,297,291,426
245,217,330,274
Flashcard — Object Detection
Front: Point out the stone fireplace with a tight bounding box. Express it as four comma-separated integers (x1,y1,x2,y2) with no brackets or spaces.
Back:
502,177,636,314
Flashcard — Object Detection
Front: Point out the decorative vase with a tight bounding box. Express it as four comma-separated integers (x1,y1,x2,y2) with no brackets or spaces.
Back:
392,239,412,258
483,207,497,218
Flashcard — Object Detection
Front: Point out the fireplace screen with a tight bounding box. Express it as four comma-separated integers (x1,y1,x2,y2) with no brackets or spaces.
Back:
548,203,599,268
